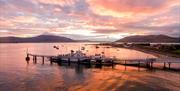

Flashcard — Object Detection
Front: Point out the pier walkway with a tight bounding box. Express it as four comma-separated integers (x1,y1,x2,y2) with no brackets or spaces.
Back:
26,53,180,70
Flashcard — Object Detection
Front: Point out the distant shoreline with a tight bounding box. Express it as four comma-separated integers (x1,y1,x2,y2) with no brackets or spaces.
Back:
0,41,103,43
97,43,180,58
127,46,180,58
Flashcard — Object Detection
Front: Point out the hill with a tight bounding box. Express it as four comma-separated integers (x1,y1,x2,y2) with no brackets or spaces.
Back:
116,35,180,43
0,35,75,43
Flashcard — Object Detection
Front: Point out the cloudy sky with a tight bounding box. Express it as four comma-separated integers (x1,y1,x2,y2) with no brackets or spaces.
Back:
0,0,180,41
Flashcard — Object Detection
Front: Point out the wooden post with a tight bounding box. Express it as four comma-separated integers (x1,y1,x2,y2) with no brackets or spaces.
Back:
42,56,44,64
146,62,148,68
32,56,34,63
57,58,62,65
50,60,53,64
146,61,150,68
78,58,80,64
125,60,126,71
50,57,53,64
138,61,140,71
163,62,166,69
27,60,29,64
88,59,91,66
34,56,37,63
168,62,171,69
112,60,114,68
151,62,153,69
148,62,150,68
100,59,102,65
26,54,30,61
68,58,71,66
33,56,35,61
26,54,30,64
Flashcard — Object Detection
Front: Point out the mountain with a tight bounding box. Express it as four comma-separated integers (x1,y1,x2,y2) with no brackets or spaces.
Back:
0,35,75,43
116,35,180,43
75,39,92,42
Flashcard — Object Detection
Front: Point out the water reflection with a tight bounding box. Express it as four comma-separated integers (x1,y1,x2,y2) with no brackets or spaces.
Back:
0,43,180,91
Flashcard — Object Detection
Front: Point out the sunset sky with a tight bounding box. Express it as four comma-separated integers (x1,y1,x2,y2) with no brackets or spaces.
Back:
0,0,180,41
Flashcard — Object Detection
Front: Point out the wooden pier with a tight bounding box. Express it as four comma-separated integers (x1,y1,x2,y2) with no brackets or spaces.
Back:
26,53,180,70
117,59,180,70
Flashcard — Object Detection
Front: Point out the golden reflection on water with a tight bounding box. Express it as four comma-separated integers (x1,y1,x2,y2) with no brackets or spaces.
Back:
0,43,179,91
67,65,180,91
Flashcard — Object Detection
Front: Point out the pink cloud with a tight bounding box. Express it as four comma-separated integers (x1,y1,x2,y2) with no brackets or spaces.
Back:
36,0,77,6
87,0,177,18
0,0,179,40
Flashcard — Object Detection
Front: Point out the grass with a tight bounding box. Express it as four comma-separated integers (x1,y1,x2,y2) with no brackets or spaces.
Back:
173,50,180,54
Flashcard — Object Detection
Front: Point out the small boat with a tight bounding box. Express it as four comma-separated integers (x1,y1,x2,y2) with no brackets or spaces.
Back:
53,45,59,50
81,47,85,50
95,45,100,49
71,50,86,58
64,50,88,62
106,46,110,48
123,43,131,48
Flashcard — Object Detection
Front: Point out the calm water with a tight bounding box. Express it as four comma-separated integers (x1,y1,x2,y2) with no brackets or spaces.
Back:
0,43,180,91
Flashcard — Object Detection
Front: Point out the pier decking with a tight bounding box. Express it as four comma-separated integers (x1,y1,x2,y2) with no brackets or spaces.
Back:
26,53,180,70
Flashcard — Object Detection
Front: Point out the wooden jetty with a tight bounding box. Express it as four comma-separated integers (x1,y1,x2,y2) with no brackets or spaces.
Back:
26,53,114,66
26,53,56,64
26,52,180,70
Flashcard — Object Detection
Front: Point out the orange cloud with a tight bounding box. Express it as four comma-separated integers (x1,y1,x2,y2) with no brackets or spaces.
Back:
0,19,15,28
12,16,39,24
0,0,179,40
0,16,40,29
87,0,176,18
